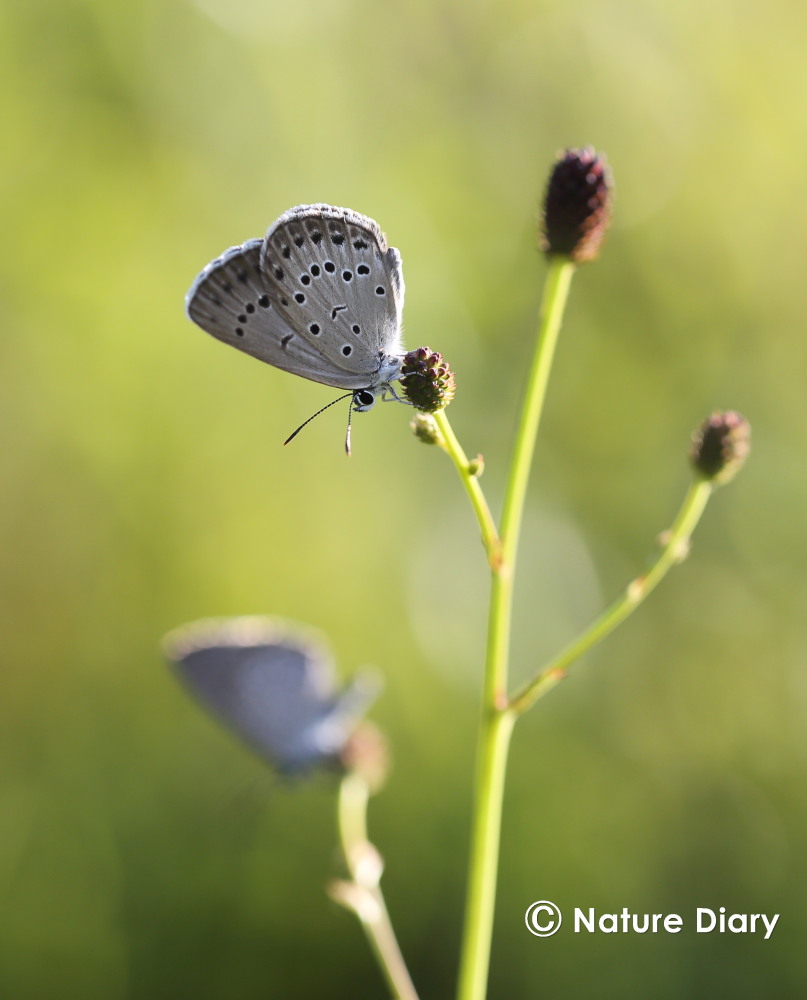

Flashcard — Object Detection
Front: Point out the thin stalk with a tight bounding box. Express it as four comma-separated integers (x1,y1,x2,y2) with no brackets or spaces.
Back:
499,256,576,570
454,707,514,1000
336,775,420,1000
481,258,576,709
433,409,500,564
509,478,714,715
456,256,577,1000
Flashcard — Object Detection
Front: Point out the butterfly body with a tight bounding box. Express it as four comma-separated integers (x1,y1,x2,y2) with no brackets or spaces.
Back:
186,205,406,412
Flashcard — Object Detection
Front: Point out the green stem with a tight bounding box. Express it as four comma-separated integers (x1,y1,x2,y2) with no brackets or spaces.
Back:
338,770,370,849
432,409,500,563
509,478,714,715
499,256,576,571
336,775,420,1000
456,256,577,1000
455,708,515,1000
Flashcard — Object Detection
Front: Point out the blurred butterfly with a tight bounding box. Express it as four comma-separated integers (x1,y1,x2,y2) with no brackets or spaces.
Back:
185,204,406,453
164,616,381,774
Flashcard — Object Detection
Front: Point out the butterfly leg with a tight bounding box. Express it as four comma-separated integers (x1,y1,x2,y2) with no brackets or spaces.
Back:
381,382,413,406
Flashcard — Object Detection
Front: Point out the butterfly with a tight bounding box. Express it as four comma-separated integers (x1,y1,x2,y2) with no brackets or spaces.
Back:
164,616,381,774
185,204,406,452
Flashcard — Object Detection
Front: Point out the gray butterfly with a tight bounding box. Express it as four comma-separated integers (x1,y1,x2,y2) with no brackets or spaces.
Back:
164,616,380,774
185,204,406,451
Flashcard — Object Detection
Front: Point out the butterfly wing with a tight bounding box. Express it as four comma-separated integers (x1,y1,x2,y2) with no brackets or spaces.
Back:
165,616,340,771
308,669,383,759
185,239,371,390
260,204,405,390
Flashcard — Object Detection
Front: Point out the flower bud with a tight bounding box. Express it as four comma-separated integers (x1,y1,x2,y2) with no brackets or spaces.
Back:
339,721,391,794
410,411,442,445
541,147,613,263
689,411,751,485
400,347,456,413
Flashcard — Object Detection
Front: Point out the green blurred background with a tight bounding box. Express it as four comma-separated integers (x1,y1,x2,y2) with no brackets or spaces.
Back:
2,0,806,997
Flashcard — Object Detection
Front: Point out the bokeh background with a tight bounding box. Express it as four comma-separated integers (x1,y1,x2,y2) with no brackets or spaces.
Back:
2,0,806,997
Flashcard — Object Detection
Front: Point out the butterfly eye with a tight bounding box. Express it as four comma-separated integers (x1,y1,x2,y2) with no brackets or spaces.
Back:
356,390,375,408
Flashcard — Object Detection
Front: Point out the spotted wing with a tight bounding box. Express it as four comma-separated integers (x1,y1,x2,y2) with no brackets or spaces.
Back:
185,239,363,390
259,204,405,389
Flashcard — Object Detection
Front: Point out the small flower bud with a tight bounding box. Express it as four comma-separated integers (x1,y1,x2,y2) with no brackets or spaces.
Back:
339,721,390,794
690,411,751,485
541,147,613,263
344,839,385,890
410,411,443,445
327,880,382,922
400,346,456,413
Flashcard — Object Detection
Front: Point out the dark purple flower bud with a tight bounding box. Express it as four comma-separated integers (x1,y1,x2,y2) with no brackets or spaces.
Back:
541,147,613,263
690,411,751,485
164,616,381,775
400,346,456,413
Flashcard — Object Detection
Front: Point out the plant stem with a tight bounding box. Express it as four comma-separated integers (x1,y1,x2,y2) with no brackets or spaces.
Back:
508,478,714,715
456,255,576,1000
433,409,500,564
455,707,515,1000
499,256,576,572
336,774,420,1000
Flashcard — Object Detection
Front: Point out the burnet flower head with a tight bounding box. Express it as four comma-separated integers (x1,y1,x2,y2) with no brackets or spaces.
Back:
541,147,613,263
690,411,751,486
399,346,456,413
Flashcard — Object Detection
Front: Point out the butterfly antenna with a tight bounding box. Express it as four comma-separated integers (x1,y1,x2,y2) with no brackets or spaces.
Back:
284,392,354,447
344,398,354,456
